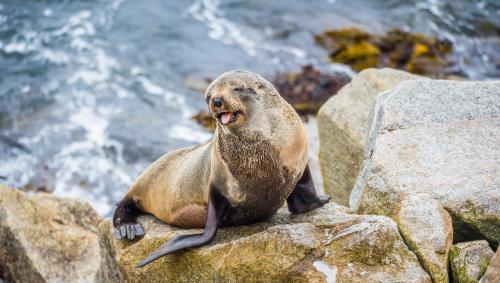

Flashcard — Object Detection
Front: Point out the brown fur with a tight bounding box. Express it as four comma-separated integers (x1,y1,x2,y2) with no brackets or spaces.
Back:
121,70,309,228
168,204,207,228
214,130,297,226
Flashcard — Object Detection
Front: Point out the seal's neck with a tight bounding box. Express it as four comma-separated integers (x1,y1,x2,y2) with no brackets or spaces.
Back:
216,127,269,153
216,128,281,176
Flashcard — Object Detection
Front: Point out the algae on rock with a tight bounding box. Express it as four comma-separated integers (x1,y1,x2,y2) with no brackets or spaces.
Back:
450,240,494,283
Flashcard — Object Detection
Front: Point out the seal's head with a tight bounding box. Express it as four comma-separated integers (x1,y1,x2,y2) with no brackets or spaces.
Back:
205,70,280,130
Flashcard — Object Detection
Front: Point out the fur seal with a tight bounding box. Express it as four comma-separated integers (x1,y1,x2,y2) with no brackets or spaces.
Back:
112,70,330,268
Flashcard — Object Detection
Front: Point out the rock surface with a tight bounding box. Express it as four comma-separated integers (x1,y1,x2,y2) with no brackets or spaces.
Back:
396,194,453,283
480,248,500,283
317,68,424,205
450,240,494,283
0,184,102,283
350,79,500,282
98,203,431,283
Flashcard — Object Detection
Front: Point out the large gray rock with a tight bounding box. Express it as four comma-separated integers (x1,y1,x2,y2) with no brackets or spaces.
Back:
98,203,430,283
317,68,424,205
450,240,494,283
0,185,102,283
351,79,500,282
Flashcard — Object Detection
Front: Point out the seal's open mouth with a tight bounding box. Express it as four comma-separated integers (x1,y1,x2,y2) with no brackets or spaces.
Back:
217,111,240,125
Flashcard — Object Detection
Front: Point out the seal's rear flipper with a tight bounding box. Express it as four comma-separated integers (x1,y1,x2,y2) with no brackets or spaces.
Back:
135,190,229,268
287,164,331,214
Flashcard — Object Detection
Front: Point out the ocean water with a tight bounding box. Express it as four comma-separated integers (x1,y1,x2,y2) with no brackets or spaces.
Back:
0,0,499,216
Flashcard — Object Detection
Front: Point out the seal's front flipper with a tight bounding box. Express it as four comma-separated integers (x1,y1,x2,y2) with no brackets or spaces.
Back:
287,165,331,214
113,197,145,240
135,190,229,268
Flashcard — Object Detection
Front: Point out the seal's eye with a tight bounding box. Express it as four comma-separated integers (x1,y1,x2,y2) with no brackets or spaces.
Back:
234,87,256,94
245,87,256,94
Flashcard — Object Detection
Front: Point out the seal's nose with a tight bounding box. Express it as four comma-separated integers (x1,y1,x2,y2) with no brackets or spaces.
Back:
213,97,222,108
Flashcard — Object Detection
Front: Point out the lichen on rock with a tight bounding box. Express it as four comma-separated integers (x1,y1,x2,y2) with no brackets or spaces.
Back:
97,203,430,283
450,240,494,283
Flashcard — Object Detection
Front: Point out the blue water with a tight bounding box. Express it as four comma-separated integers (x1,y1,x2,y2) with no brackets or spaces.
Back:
0,0,499,215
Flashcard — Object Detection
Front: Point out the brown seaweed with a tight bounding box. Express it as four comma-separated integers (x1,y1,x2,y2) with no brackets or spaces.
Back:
314,28,453,77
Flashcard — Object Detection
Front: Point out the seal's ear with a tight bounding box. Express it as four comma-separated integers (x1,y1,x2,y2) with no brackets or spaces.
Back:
287,165,331,214
135,189,229,268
